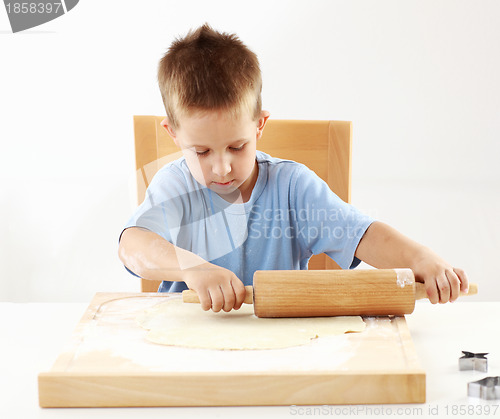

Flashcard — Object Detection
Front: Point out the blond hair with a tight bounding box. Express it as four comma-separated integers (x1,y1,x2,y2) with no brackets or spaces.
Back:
158,24,262,129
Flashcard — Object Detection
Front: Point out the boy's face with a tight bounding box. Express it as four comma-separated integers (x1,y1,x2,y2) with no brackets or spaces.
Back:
163,109,270,202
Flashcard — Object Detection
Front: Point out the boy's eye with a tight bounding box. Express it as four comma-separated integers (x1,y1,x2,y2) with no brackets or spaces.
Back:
194,144,245,157
230,144,245,152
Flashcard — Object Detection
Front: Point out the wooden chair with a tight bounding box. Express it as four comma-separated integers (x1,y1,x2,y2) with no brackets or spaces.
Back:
133,116,353,292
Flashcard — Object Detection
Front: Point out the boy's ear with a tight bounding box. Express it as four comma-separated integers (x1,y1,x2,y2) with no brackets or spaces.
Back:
256,110,270,140
161,117,180,146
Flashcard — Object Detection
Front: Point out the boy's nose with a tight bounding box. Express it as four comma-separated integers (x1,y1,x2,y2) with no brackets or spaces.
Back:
212,156,231,177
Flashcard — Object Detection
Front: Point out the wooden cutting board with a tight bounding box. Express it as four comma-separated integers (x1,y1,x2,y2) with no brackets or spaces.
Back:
38,293,425,407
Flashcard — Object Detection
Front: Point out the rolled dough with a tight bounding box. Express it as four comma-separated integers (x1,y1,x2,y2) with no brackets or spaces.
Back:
137,298,365,350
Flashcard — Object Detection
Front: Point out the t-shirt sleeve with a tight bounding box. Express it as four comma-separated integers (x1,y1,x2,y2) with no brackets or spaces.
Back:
121,166,186,244
291,165,375,269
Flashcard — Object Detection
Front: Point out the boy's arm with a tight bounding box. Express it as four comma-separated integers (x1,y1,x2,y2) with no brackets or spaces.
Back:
118,227,247,311
354,221,469,304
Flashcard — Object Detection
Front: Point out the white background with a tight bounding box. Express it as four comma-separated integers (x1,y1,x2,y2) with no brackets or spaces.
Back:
0,0,498,303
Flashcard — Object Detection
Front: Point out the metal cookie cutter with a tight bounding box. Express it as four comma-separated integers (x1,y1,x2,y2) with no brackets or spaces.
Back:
459,351,488,372
468,377,500,400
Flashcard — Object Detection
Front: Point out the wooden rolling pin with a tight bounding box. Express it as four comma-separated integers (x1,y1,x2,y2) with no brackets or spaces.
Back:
182,269,478,318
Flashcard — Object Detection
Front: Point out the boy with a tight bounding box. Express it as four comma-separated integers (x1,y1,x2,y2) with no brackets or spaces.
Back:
119,24,468,313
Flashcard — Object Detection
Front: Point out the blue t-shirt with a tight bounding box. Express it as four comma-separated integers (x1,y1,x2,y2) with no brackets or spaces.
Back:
123,151,374,292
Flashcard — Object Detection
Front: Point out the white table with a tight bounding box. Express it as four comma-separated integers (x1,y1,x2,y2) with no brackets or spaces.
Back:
1,300,499,419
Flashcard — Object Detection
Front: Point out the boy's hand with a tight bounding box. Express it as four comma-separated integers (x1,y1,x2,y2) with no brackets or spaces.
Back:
355,221,469,304
411,248,469,304
183,262,247,312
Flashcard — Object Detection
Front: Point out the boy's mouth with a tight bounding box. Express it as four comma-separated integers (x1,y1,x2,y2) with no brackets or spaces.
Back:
212,180,234,187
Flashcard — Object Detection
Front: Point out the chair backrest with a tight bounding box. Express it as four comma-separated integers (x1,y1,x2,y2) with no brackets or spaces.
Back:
133,116,352,292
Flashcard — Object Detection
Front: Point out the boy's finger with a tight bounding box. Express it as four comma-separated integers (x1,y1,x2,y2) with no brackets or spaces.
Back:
446,269,461,302
220,282,236,312
436,274,451,303
425,281,440,304
454,267,469,293
198,288,213,311
232,279,247,310
436,275,449,303
208,287,224,313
